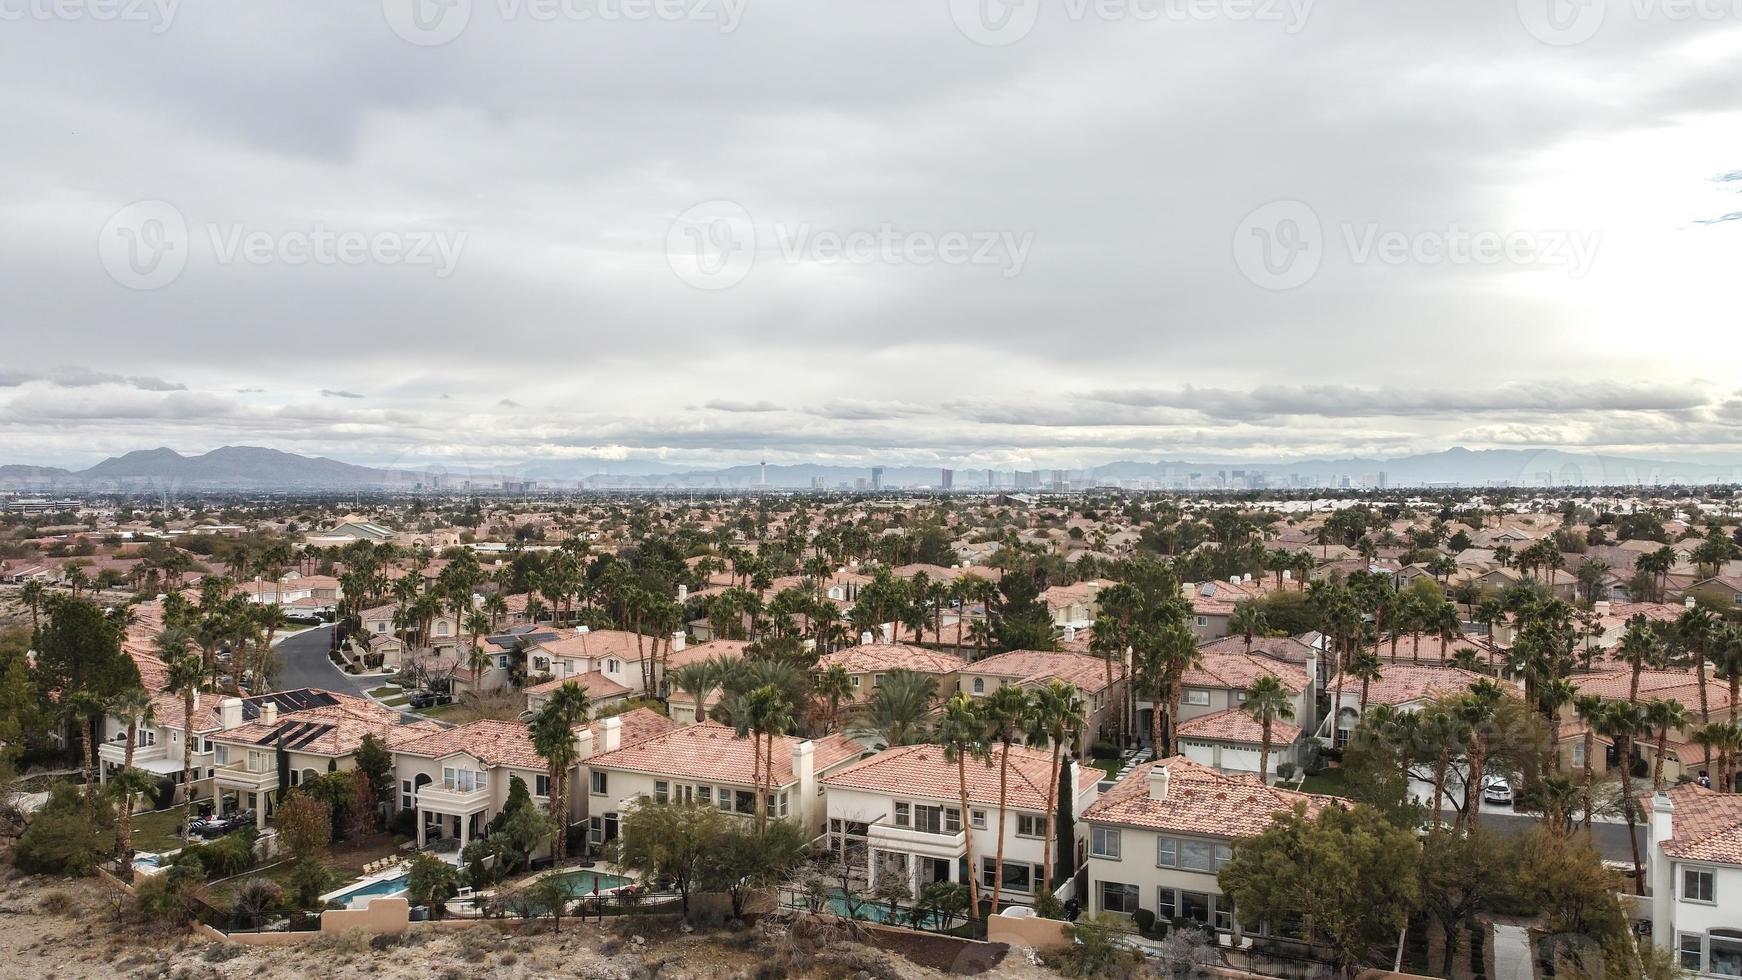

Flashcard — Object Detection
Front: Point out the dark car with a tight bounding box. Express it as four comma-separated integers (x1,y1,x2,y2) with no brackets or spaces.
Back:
408,691,453,709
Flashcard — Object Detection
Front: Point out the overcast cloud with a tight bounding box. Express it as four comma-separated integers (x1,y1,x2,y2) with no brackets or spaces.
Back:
1,0,1739,471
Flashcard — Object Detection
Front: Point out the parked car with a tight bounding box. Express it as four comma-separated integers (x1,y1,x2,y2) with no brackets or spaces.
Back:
408,690,453,709
1482,775,1514,805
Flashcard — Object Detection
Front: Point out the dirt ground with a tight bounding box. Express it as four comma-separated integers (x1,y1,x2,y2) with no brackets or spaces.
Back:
0,870,1067,980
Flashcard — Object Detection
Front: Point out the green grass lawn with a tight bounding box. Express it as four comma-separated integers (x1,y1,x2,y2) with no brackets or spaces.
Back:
1088,756,1124,781
132,807,189,853
419,701,467,720
1298,769,1351,797
368,685,402,698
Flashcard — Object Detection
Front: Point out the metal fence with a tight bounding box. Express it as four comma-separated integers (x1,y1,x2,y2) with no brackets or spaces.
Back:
776,887,987,940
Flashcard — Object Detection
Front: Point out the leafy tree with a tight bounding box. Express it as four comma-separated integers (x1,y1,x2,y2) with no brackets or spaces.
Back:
603,800,724,914
1419,828,1509,977
1053,915,1146,978
275,791,333,860
700,817,810,918
286,859,334,910
406,852,462,917
990,570,1059,653
1219,803,1421,977
12,782,114,875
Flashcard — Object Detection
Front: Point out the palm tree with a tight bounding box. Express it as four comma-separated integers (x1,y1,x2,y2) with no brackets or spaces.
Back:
1644,698,1689,792
981,685,1032,914
1458,679,1506,830
1348,653,1384,714
1596,700,1649,893
1616,616,1662,706
251,602,289,693
1432,601,1462,663
1573,694,1605,831
738,685,792,832
20,578,44,634
529,681,591,861
847,669,938,747
1538,677,1578,773
109,685,155,875
668,661,719,726
1716,624,1742,727
812,664,854,732
935,693,988,921
1026,680,1085,894
163,651,208,845
1228,603,1267,653
1244,675,1296,785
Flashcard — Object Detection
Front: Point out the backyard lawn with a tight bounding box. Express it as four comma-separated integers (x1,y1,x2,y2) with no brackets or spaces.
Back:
1298,769,1351,797
132,807,190,853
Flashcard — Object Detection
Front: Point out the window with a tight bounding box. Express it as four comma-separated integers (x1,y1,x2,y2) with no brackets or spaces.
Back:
400,779,413,809
894,802,911,827
1684,867,1716,903
654,781,669,804
1571,741,1586,767
980,857,1035,892
1678,934,1703,972
442,767,486,792
606,658,619,673
1015,813,1045,838
973,678,985,694
435,621,450,635
851,675,861,688
1156,887,1176,919
970,808,987,829
717,789,733,812
590,771,608,795
535,774,551,798
496,655,510,669
1091,827,1121,859
1183,689,1211,706
1100,881,1140,914
734,790,755,814
1181,890,1212,924
697,786,711,805
1195,616,1208,627
1158,837,1230,871
873,674,885,688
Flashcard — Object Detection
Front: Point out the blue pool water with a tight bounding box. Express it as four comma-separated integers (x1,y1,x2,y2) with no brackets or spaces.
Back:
548,870,633,897
330,873,409,905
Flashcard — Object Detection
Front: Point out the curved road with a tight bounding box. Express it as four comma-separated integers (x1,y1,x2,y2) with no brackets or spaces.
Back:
275,625,372,697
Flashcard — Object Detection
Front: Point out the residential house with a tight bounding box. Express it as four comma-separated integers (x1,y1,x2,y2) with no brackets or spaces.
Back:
821,743,1101,903
1082,756,1342,936
1326,664,1497,747
958,649,1126,752
1136,647,1315,756
813,643,966,701
1648,785,1742,978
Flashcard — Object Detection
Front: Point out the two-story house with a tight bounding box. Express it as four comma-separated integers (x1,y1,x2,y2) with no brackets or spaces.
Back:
581,721,866,848
821,743,1101,905
1648,785,1742,977
1136,648,1314,767
1082,756,1342,935
958,650,1125,755
812,643,966,702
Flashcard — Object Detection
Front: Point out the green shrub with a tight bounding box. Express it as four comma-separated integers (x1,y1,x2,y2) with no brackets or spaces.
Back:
1090,741,1119,759
1133,907,1156,935
287,860,335,910
12,785,112,876
132,874,194,924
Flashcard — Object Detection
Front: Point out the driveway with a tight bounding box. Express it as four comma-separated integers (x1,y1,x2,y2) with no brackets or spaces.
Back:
274,625,372,697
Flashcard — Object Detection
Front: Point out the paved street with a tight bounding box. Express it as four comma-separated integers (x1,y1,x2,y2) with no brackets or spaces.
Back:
274,625,371,697
1477,810,1645,864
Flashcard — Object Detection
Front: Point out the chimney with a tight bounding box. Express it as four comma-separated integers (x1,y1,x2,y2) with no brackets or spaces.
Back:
193,690,202,711
1594,600,1611,617
1180,582,1195,599
578,625,590,634
792,740,817,828
1282,569,1292,581
600,715,623,754
1685,596,1697,609
261,701,278,726
1063,625,1077,643
860,630,874,645
671,631,686,652
1148,764,1171,801
573,728,595,762
676,584,688,603
1650,792,1676,940
1242,573,1252,583
219,697,244,730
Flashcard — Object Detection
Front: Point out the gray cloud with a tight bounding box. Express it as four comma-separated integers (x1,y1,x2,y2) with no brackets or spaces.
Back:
320,389,366,399
702,399,783,413
0,367,186,392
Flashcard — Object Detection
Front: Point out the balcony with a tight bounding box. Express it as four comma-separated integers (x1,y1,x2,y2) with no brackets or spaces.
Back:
213,762,278,794
417,783,491,815
99,738,169,768
868,822,968,861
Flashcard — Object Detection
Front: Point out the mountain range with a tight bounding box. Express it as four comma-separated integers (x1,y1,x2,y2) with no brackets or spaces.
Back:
1,445,1739,492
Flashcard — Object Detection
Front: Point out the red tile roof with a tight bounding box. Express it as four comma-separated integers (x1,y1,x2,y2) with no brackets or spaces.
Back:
1177,706,1301,745
586,721,867,786
821,743,1099,811
1084,756,1342,838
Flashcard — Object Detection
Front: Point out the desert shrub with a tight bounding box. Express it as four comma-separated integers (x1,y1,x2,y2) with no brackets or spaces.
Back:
286,860,335,910
12,785,112,876
39,889,78,915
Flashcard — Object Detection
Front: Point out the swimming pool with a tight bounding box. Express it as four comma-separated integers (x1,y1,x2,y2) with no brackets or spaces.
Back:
547,869,633,897
327,872,409,907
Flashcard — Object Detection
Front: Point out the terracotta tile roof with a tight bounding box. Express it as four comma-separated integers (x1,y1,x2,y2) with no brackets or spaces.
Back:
1364,634,1487,663
966,650,1118,696
1652,784,1742,865
1084,756,1342,838
1177,706,1301,745
1197,634,1319,667
664,639,749,671
1329,664,1498,705
586,721,868,786
1184,650,1310,695
523,671,631,699
1187,578,1288,616
1570,668,1736,715
821,743,1099,811
532,628,656,662
599,707,681,747
212,691,437,757
396,719,546,769
814,644,966,676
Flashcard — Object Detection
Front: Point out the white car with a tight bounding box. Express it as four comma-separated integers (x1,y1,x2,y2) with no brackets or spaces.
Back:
1481,775,1514,806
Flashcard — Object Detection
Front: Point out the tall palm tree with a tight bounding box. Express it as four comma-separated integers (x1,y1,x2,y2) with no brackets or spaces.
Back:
1348,653,1384,714
846,669,938,747
1616,616,1662,706
668,661,719,726
1596,700,1649,893
163,651,208,845
1677,607,1716,727
1228,603,1267,653
1026,680,1085,894
109,685,155,875
1244,675,1296,785
1716,624,1742,726
981,685,1032,914
250,602,289,693
935,693,988,921
529,681,591,861
737,685,788,832
1538,677,1578,773
1644,698,1689,792
812,664,854,733
1573,694,1606,831
20,578,44,634
1458,679,1506,830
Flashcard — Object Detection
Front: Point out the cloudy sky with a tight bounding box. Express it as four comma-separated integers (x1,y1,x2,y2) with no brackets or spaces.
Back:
2,0,1739,473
